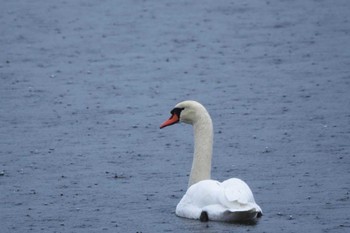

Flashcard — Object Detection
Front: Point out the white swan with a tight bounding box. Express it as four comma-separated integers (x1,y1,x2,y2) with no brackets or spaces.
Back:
160,100,262,222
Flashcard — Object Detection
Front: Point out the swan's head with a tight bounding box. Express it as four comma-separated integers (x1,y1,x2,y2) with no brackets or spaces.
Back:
160,100,208,129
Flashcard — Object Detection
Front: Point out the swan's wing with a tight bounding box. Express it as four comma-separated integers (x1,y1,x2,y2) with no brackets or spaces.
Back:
223,178,254,204
221,178,261,212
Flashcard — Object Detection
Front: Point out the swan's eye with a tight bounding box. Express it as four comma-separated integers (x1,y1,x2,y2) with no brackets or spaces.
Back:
171,107,185,117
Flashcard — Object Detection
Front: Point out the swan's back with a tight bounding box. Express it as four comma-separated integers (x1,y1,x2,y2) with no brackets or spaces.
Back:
176,179,262,222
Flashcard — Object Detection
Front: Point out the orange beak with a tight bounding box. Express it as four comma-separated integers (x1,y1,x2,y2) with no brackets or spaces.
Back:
160,114,179,129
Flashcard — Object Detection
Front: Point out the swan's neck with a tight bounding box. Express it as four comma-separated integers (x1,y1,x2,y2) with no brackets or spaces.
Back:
188,113,213,187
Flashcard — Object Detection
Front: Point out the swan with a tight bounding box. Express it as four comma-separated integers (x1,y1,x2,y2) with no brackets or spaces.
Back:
160,100,262,222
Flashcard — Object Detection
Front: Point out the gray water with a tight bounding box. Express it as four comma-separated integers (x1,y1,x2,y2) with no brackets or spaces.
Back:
1,0,350,232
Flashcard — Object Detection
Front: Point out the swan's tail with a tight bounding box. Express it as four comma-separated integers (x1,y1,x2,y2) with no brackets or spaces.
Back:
222,208,262,222
202,204,262,222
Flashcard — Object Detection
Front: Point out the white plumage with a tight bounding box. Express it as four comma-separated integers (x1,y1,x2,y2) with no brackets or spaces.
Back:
160,100,262,222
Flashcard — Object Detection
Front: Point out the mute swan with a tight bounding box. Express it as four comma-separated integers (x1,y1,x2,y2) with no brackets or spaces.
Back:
160,100,262,222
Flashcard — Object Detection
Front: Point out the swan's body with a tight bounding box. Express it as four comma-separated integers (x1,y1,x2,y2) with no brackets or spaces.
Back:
160,100,262,222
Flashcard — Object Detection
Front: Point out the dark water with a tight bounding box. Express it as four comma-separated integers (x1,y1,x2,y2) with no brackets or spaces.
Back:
1,0,350,232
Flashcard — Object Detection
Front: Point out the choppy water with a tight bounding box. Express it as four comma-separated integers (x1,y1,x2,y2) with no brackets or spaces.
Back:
1,0,350,232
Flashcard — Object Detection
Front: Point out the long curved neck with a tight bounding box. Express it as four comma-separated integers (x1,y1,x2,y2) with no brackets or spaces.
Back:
188,112,213,187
